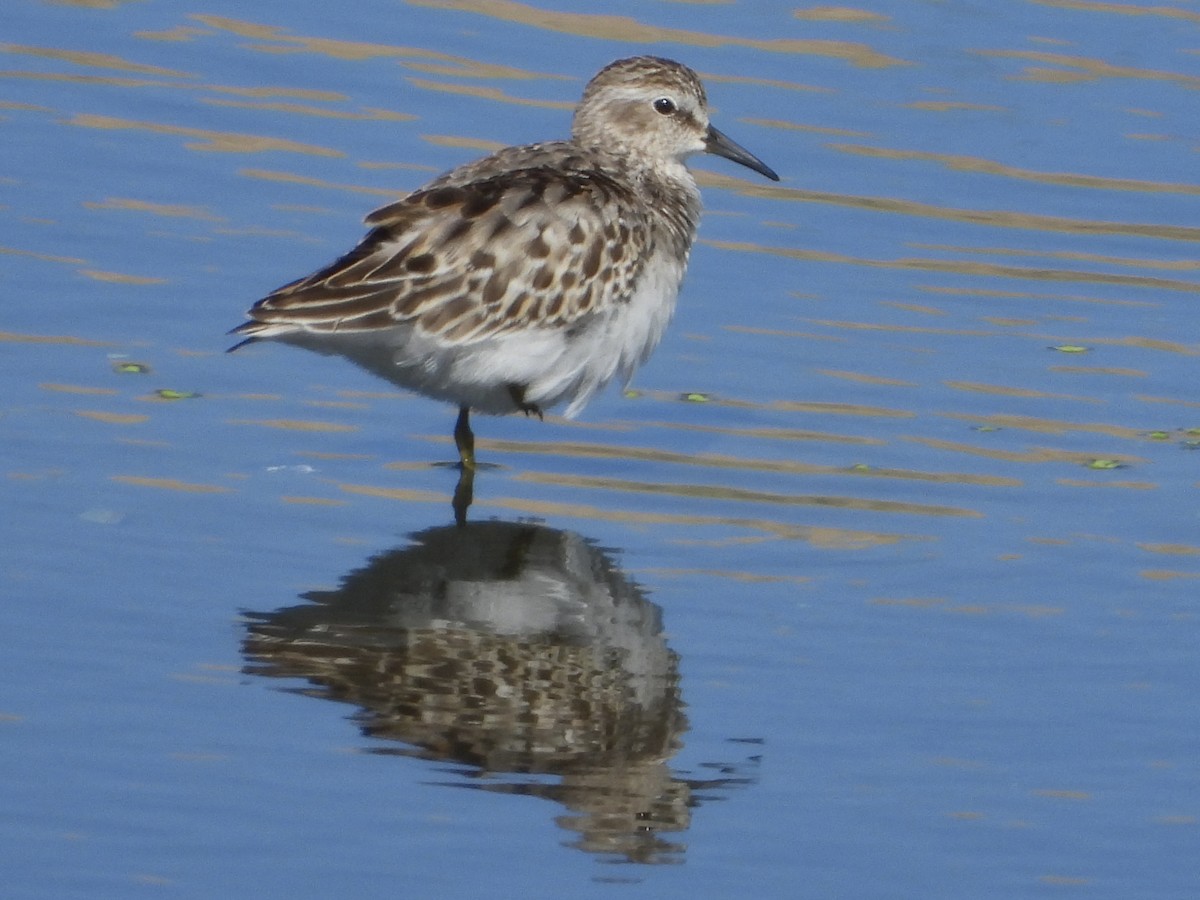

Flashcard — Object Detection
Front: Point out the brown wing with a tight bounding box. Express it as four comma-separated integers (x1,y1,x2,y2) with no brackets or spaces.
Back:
235,166,650,345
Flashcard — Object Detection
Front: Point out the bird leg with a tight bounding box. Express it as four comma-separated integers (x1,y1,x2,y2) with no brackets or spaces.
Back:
507,384,543,420
454,405,476,470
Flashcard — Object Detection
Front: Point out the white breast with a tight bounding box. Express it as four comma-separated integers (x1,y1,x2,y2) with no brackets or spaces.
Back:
557,248,685,417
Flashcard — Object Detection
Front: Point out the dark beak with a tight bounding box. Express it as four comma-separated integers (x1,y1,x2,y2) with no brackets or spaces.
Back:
704,124,779,182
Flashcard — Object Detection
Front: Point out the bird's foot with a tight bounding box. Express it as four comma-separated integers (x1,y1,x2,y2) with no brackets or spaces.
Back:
507,384,544,421
454,405,477,470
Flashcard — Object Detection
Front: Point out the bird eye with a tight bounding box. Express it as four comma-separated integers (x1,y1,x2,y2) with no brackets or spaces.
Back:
653,97,676,115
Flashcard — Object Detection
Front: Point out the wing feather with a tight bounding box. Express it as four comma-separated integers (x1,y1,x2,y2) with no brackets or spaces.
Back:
233,163,652,345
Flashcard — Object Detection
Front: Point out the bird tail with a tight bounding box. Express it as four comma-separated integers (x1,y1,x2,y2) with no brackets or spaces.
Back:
225,320,270,353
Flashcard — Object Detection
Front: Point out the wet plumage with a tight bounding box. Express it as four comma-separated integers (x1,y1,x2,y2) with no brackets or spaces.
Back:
229,55,779,469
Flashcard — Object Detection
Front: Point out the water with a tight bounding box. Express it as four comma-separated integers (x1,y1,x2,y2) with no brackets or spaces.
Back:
2,1,1198,897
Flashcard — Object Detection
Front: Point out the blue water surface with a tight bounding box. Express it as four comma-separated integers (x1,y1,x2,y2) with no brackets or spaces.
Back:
3,1,1199,898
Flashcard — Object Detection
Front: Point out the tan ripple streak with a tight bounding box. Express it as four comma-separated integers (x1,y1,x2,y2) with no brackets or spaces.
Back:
696,173,1200,243
829,143,1200,196
189,15,564,79
908,437,1142,466
67,114,343,156
405,0,906,67
704,240,1200,291
470,438,1019,487
111,476,233,493
517,472,983,517
979,49,1200,87
0,44,195,78
1031,0,1200,23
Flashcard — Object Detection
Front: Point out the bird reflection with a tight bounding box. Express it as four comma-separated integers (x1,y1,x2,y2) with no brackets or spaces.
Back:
242,520,754,863
451,465,474,525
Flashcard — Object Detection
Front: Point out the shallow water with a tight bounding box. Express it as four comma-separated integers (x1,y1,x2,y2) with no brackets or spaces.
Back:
3,2,1198,898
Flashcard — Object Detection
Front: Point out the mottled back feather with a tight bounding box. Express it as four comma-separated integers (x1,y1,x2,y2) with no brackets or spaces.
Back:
237,152,666,346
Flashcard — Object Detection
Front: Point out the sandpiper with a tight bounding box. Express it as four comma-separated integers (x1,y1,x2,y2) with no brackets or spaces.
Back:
229,55,779,472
